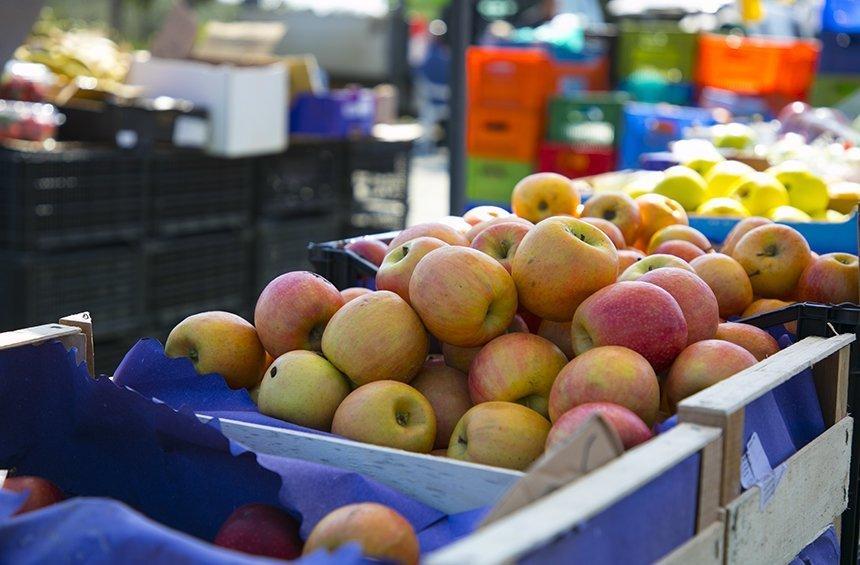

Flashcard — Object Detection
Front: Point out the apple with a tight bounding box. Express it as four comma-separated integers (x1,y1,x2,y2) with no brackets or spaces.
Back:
634,193,688,248
652,165,708,211
344,238,388,267
617,249,646,276
617,254,694,282
571,281,687,373
441,342,481,373
689,253,754,318
331,380,436,453
579,217,626,250
410,246,517,347
731,224,811,298
653,240,706,262
387,222,470,250
638,268,719,346
2,476,66,515
257,351,351,431
646,225,711,254
665,339,757,409
437,215,473,234
720,216,772,257
796,253,860,304
376,237,449,304
715,322,779,361
431,449,449,457
165,311,267,390
682,149,724,177
410,362,472,450
511,172,581,223
767,162,829,215
623,171,663,199
547,402,653,451
255,271,345,357
704,160,756,198
214,504,303,559
767,205,811,223
470,221,531,272
828,181,860,214
303,503,419,565
712,123,755,150
465,215,533,242
548,345,659,425
537,319,574,359
511,216,618,322
341,287,372,303
447,401,551,470
742,298,797,333
321,291,428,386
580,191,641,244
729,173,789,216
469,333,567,418
463,205,512,226
249,384,260,404
696,197,750,217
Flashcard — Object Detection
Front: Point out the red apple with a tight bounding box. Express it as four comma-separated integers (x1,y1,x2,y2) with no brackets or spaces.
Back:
689,253,753,318
411,361,472,449
634,193,688,248
470,221,531,273
646,225,711,254
463,205,512,226
571,281,687,372
388,222,470,250
665,339,757,409
720,216,772,256
3,476,66,515
255,271,345,357
303,503,419,565
341,287,372,303
410,246,518,347
214,503,303,559
442,343,481,374
579,217,626,250
731,224,811,298
715,322,780,361
796,253,859,304
465,215,533,241
344,238,388,267
376,237,449,304
437,215,473,234
469,333,567,418
547,402,653,451
742,298,797,334
637,268,719,346
652,240,706,263
537,319,574,359
512,216,618,322
321,291,428,386
512,173,581,223
581,191,641,244
618,254,694,282
617,249,646,276
548,345,659,426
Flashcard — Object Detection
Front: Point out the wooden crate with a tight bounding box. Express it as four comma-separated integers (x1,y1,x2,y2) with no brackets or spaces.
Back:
678,334,855,564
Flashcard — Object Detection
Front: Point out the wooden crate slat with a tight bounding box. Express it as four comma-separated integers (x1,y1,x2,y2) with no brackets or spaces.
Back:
657,519,724,565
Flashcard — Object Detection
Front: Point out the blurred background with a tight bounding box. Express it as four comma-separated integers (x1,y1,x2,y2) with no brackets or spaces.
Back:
0,0,858,374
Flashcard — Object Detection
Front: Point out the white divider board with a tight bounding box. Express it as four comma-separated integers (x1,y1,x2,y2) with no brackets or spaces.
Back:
425,424,721,565
724,417,852,565
0,323,87,369
198,416,522,514
657,519,724,565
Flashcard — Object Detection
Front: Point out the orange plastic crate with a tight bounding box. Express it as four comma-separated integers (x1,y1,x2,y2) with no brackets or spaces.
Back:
552,55,611,95
696,33,820,96
467,47,553,111
467,108,543,161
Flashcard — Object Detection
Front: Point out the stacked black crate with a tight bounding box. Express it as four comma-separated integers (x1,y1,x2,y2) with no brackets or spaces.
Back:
0,144,147,373
254,140,346,293
344,138,411,237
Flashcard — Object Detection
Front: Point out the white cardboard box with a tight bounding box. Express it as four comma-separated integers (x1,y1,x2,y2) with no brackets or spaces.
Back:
127,53,287,157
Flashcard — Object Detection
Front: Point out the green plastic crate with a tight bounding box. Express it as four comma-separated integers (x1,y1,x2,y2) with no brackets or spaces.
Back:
810,73,860,107
467,157,533,203
547,92,630,146
617,21,698,82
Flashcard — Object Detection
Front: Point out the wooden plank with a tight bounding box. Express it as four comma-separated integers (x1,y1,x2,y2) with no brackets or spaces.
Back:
0,469,6,487
657,519,725,565
724,417,853,565
679,335,855,416
697,434,723,530
813,346,850,428
59,313,94,377
202,416,522,514
0,324,82,352
425,424,721,565
679,407,745,506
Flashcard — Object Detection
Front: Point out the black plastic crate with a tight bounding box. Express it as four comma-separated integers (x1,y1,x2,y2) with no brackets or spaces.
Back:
257,142,345,217
345,139,411,236
150,149,253,237
94,333,142,377
256,214,342,291
307,231,395,290
145,230,253,329
0,145,146,251
0,246,144,338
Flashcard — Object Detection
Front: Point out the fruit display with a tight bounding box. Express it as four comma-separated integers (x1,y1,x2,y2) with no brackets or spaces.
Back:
0,100,63,142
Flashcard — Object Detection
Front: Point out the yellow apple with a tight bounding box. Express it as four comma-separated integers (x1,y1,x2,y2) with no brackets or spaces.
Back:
730,172,789,216
767,205,811,223
652,165,708,211
704,160,756,198
767,162,829,215
712,123,755,150
696,197,750,217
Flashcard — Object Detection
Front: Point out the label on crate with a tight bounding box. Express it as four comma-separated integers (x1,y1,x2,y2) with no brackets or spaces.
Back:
740,432,787,510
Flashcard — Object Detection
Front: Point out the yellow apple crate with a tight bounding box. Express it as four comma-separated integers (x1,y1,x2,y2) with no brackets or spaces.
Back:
678,332,855,564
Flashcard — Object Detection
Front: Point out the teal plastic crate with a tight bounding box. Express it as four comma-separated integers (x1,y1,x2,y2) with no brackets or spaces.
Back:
547,92,630,146
466,156,533,204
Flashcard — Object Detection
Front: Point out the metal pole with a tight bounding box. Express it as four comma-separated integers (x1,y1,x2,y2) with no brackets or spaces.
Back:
447,0,471,215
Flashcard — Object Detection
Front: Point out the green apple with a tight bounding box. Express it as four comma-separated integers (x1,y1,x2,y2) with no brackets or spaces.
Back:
622,171,663,199
683,155,724,177
712,123,756,150
704,160,756,199
812,209,848,223
767,205,811,223
652,166,708,211
766,162,829,215
730,172,789,216
696,197,750,217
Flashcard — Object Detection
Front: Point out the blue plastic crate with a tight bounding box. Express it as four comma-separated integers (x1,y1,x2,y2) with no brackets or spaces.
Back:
290,89,375,138
698,87,774,119
639,152,678,170
618,103,719,170
819,32,860,75
823,0,860,34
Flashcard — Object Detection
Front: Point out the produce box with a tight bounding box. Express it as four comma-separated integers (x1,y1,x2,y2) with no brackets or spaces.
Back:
345,138,411,236
466,156,534,204
308,232,395,290
466,47,552,112
537,143,616,179
289,88,375,138
616,21,698,83
551,54,610,96
619,103,719,170
467,108,543,162
256,214,343,292
547,92,629,146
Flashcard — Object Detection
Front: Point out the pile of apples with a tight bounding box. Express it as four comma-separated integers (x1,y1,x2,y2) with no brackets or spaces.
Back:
163,172,859,476
632,156,855,223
